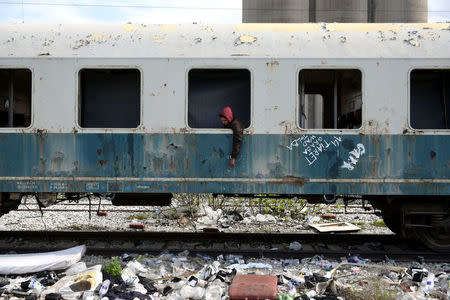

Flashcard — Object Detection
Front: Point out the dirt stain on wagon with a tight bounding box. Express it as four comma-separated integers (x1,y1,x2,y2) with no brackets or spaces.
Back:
266,61,279,70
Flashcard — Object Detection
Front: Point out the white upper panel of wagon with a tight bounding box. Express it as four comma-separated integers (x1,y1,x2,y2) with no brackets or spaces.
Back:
1,23,449,58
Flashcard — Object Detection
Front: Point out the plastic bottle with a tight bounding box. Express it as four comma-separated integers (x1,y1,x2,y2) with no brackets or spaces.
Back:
98,280,111,297
447,278,450,299
425,273,435,294
204,285,222,299
179,285,205,299
28,280,45,292
82,291,94,300
419,275,427,293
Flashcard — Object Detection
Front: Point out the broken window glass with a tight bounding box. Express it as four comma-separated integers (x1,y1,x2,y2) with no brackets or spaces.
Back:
188,69,251,128
410,69,449,129
299,69,362,129
79,69,140,128
0,69,32,127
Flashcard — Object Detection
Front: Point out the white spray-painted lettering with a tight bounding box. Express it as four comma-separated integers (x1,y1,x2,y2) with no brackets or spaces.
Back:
287,135,342,166
341,143,365,170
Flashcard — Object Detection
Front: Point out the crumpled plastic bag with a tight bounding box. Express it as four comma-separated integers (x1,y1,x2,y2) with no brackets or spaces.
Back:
42,265,103,299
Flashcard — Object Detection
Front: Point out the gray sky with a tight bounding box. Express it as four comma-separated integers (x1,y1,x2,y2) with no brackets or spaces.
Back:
0,0,448,24
429,0,449,22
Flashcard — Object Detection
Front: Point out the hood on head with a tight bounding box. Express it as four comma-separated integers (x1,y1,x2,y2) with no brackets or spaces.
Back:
219,106,233,123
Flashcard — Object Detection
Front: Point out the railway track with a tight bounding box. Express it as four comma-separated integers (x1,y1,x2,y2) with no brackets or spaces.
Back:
14,202,379,215
0,230,447,263
14,208,377,215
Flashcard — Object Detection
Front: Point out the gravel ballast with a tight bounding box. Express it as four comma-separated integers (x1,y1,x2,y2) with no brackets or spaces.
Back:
0,195,392,235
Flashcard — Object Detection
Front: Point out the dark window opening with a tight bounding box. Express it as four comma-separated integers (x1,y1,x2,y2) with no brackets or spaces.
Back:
0,69,31,127
79,69,140,128
410,69,449,129
188,69,251,128
299,69,362,129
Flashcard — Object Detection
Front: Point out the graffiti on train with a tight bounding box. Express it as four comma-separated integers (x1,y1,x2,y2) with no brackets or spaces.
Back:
286,135,342,166
341,143,366,171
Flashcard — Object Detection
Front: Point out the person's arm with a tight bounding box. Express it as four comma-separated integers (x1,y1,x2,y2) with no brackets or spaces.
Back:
230,121,243,165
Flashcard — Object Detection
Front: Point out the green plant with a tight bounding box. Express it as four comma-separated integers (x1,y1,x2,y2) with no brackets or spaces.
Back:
127,213,149,220
103,257,122,277
246,197,308,220
371,221,386,227
207,194,229,210
173,193,202,217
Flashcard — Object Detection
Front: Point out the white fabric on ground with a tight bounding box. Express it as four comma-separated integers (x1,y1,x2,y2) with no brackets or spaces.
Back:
0,245,86,274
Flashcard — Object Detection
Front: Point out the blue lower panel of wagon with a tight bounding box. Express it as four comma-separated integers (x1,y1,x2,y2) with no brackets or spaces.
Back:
0,133,448,195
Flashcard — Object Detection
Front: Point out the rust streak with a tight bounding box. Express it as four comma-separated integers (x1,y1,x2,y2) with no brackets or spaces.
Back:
272,176,309,187
430,150,436,162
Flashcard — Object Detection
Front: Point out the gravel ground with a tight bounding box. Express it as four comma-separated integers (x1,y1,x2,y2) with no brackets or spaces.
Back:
0,194,393,235
2,195,450,300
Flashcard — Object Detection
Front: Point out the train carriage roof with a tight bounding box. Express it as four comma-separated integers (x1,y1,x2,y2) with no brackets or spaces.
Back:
0,23,449,59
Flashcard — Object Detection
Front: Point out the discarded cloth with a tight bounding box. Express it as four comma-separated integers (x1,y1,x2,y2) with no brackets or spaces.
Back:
0,245,86,275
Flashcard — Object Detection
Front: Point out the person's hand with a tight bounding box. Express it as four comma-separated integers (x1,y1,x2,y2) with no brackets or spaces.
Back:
229,158,235,167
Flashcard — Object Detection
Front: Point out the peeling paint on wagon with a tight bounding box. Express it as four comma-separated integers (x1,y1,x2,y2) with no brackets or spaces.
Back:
0,133,448,195
1,23,449,59
152,35,164,43
122,24,140,32
236,35,257,44
159,24,179,32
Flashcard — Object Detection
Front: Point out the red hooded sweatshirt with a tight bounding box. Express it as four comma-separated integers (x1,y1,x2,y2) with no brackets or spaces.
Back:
219,106,243,159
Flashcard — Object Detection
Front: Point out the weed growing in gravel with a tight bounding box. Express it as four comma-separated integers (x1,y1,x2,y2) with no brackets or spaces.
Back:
207,194,229,210
127,213,150,220
371,221,386,227
172,193,203,216
65,224,108,231
256,197,308,219
171,194,313,223
354,222,367,229
103,257,122,277
256,197,309,219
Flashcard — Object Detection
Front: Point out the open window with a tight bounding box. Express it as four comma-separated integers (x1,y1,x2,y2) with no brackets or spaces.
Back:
79,69,140,128
410,69,449,129
0,69,31,127
299,69,362,129
188,69,251,128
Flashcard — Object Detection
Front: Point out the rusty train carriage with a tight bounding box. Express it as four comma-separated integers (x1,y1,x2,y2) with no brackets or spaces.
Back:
0,23,449,250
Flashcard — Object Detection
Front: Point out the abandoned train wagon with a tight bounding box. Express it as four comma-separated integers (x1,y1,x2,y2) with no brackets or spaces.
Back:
0,23,449,249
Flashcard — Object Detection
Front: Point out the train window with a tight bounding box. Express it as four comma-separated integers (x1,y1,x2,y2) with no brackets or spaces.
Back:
188,69,251,128
0,69,32,128
410,69,449,129
299,69,362,129
79,69,140,128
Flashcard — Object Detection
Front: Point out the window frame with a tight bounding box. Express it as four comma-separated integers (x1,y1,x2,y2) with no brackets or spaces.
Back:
408,67,450,133
185,66,254,132
296,66,364,132
75,66,144,131
0,66,33,131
